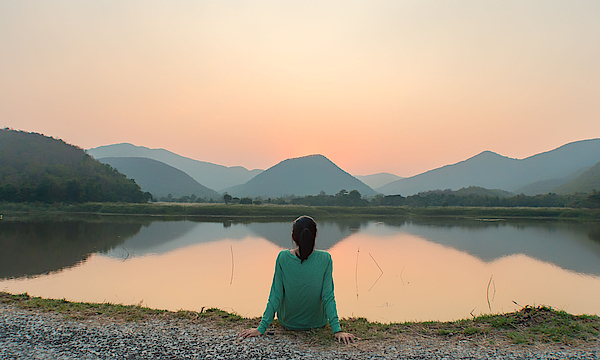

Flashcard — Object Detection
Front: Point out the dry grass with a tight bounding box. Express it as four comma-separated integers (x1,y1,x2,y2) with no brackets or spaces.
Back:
2,292,599,349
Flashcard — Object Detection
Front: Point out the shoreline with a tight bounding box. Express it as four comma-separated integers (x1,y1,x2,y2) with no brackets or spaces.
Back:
1,292,599,358
2,202,599,221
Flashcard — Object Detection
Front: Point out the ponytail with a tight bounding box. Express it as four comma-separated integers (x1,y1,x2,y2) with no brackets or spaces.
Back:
292,216,317,264
297,228,315,263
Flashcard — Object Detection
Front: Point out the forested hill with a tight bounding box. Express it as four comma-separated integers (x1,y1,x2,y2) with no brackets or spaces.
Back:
0,129,150,203
554,161,600,194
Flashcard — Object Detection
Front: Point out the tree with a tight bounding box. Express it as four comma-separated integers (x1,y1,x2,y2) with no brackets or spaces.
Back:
589,190,600,205
223,192,232,204
239,197,253,204
336,189,348,197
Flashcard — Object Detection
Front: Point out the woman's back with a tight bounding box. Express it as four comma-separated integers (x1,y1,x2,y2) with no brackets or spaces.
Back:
240,216,354,344
272,249,339,331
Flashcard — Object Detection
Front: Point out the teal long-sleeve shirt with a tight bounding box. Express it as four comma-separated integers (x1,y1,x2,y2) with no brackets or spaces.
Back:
257,249,342,334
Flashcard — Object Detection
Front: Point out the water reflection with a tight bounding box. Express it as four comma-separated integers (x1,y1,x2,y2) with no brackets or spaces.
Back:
0,216,143,279
1,216,600,322
104,218,600,277
383,219,600,276
104,219,369,259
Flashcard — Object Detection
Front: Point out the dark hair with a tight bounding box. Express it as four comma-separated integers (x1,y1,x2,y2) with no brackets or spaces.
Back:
292,216,317,263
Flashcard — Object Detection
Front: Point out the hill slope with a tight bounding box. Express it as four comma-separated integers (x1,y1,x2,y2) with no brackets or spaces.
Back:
553,161,600,194
223,155,376,198
378,139,600,195
355,173,403,189
87,143,263,191
0,129,149,203
514,166,590,195
98,157,221,200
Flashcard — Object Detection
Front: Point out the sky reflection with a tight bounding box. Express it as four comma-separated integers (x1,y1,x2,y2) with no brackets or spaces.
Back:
2,218,600,322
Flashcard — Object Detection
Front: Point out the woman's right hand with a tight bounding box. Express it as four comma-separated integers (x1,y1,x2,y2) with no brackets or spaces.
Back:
239,328,262,339
334,331,355,344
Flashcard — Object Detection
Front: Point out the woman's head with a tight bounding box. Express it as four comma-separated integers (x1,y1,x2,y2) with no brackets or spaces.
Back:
292,216,317,263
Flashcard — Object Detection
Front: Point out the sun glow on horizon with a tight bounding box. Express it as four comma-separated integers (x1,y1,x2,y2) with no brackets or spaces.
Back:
1,1,599,176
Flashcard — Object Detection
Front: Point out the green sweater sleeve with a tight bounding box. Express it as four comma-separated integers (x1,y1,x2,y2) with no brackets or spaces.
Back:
322,255,342,333
257,254,283,334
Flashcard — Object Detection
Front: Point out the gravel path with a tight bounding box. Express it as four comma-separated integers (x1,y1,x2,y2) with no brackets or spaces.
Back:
1,304,598,360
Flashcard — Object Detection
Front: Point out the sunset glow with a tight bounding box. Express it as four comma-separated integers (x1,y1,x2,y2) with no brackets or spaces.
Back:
1,1,599,176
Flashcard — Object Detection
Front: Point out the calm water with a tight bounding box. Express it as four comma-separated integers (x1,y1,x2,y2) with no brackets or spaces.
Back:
2,215,600,323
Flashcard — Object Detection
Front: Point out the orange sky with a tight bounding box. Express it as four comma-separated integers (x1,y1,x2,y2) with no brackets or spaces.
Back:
1,1,599,176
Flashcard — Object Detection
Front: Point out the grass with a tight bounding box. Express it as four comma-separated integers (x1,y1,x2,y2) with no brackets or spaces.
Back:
2,202,599,221
2,292,598,347
0,292,251,325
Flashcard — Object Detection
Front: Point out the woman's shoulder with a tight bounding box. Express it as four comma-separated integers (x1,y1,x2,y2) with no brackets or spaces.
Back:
275,249,331,263
277,249,292,258
311,249,332,261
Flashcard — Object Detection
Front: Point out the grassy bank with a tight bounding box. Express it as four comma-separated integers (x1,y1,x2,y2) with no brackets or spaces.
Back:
2,292,598,347
2,202,600,220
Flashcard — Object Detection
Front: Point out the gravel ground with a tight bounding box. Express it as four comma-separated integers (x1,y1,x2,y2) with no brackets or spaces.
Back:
1,304,599,360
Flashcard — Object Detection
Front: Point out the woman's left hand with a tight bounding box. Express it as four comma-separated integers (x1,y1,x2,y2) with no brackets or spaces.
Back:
239,328,262,339
334,332,355,344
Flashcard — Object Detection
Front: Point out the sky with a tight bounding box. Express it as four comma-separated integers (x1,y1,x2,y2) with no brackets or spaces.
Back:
1,1,599,177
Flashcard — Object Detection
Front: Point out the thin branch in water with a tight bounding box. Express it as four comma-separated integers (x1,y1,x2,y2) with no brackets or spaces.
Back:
400,265,406,286
369,253,384,274
368,272,383,292
230,245,234,286
368,253,384,292
492,278,496,302
122,247,130,262
486,275,494,312
355,247,359,300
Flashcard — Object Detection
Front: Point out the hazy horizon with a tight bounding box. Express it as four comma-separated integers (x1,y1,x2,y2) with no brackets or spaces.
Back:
86,137,600,177
2,1,599,177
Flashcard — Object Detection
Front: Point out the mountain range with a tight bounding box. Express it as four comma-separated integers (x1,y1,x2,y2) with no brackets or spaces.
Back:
377,139,600,196
86,138,600,199
87,143,262,191
98,157,221,200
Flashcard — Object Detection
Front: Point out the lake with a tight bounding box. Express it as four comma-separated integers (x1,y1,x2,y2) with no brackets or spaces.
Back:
1,215,600,323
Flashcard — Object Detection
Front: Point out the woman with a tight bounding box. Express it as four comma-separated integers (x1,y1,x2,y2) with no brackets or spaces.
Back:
239,216,355,344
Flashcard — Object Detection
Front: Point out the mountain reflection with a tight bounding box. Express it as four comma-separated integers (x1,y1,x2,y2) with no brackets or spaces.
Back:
382,219,600,276
3,216,600,279
104,219,368,258
106,217,600,276
0,216,145,279
246,219,368,250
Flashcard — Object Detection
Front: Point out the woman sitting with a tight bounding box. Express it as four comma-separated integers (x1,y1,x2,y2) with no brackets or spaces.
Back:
239,216,355,344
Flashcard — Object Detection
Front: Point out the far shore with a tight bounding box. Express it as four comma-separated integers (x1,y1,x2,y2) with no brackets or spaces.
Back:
1,202,600,221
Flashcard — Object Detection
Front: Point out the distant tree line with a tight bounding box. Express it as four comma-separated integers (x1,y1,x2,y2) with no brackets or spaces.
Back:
155,193,218,203
290,189,368,206
222,192,265,205
220,189,600,209
369,190,599,209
